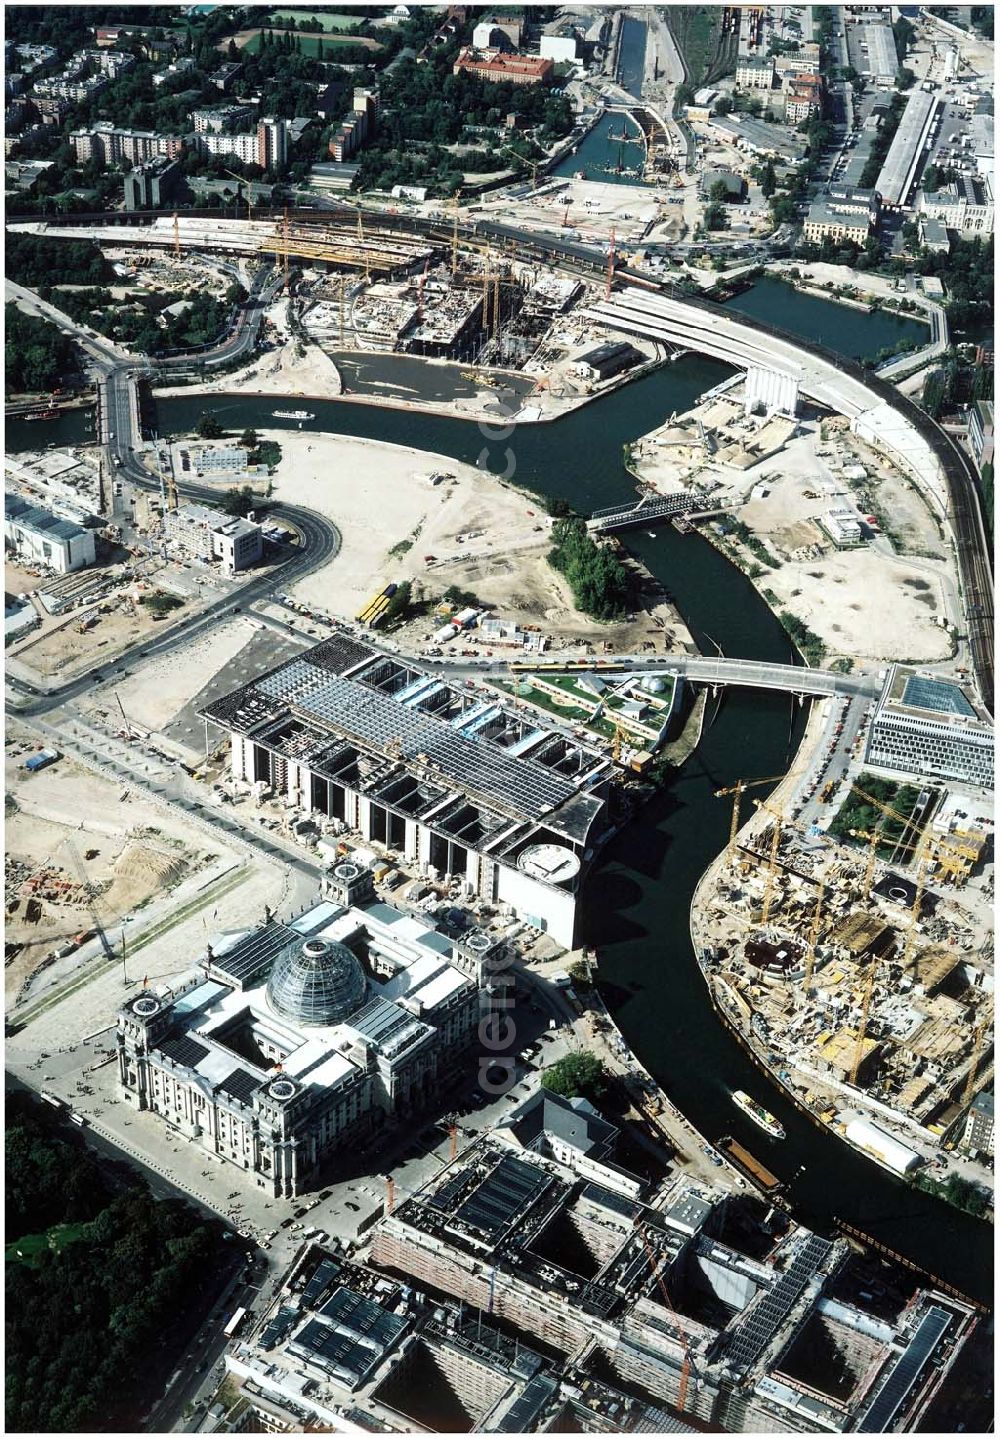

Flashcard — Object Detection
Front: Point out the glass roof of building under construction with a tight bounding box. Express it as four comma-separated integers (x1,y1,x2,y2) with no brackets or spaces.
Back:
901,674,976,717
251,657,586,822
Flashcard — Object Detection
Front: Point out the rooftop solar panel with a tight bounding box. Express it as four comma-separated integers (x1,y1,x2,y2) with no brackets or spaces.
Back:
213,655,581,822
303,1258,340,1308
582,1183,641,1219
856,1306,951,1432
216,1067,263,1105
159,1034,210,1067
211,924,299,988
492,1374,557,1432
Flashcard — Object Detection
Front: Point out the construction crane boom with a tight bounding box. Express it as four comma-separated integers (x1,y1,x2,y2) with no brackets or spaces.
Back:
962,1017,990,1106
802,880,825,992
65,836,115,963
715,774,786,859
634,1222,694,1412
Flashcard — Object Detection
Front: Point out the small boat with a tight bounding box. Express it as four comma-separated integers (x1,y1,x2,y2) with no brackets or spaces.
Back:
647,531,657,539
271,408,314,421
733,1089,785,1140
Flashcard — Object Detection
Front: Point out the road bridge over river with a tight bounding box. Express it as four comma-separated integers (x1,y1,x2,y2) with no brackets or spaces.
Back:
12,206,992,710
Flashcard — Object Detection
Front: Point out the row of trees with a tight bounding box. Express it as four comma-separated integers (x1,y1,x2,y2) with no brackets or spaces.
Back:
548,518,630,622
7,1094,227,1432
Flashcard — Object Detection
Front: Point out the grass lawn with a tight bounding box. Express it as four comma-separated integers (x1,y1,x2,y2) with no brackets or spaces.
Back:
268,9,362,29
6,1222,88,1267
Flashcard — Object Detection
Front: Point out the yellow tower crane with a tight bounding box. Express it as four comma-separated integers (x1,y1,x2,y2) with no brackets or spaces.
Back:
714,775,786,860
356,212,371,283
900,831,933,977
849,826,883,902
750,797,786,928
223,169,254,223
501,144,544,189
849,958,879,1087
450,186,464,277
802,879,826,993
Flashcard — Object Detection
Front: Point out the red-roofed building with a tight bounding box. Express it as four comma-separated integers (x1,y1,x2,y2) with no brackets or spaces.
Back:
784,72,823,123
453,47,553,86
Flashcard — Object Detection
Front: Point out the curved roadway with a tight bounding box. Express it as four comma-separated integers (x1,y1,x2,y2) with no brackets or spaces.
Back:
6,275,340,716
10,207,993,710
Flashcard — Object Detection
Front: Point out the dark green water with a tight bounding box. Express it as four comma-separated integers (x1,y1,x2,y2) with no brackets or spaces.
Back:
724,276,928,362
552,111,648,188
7,340,990,1302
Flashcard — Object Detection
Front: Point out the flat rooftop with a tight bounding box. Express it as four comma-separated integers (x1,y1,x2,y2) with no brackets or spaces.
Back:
202,639,607,836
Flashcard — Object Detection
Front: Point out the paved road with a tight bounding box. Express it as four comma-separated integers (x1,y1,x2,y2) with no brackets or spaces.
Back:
7,280,340,717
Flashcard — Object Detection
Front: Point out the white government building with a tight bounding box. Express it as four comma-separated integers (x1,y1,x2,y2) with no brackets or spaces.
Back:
202,635,614,947
116,862,503,1196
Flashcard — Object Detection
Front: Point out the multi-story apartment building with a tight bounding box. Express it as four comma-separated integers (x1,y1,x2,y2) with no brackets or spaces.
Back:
192,103,256,134
70,122,184,166
734,55,774,91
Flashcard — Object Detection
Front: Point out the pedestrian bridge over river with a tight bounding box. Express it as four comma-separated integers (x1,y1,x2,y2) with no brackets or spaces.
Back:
431,654,882,700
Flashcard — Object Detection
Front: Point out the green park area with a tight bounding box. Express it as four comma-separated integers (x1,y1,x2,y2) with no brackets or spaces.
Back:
241,28,380,56
828,774,923,854
5,1221,88,1268
268,9,362,29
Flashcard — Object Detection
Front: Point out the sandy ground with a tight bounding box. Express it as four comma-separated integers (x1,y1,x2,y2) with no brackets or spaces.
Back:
271,430,692,651
155,325,344,402
8,593,172,681
4,745,215,1004
634,401,958,666
764,550,953,663
76,615,260,735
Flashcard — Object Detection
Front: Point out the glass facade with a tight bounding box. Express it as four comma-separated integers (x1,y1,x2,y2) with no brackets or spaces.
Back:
266,937,368,1027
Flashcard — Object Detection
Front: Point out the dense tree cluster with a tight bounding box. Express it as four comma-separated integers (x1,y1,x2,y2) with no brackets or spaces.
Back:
355,15,572,197
6,1095,226,1432
548,518,630,621
542,1051,608,1103
828,775,921,850
5,305,76,395
7,233,111,287
45,284,232,356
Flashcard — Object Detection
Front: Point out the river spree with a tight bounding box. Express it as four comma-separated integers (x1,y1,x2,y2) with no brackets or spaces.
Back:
551,110,648,187
724,275,928,361
7,327,990,1304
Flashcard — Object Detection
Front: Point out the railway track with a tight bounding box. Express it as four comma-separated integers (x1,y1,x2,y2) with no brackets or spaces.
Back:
12,206,993,710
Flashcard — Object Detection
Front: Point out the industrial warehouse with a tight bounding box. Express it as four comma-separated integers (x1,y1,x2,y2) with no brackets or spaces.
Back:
368,1134,977,1432
115,861,498,1197
202,635,613,947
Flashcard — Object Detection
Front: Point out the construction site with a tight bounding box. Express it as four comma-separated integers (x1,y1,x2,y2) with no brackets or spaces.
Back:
366,1130,978,1433
17,213,659,399
692,766,994,1190
3,729,204,1007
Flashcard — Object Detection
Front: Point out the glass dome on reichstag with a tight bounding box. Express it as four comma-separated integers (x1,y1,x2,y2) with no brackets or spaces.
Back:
266,937,367,1027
